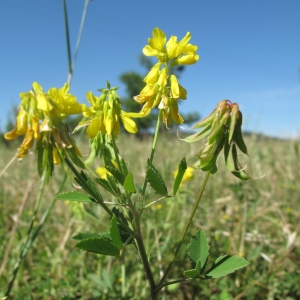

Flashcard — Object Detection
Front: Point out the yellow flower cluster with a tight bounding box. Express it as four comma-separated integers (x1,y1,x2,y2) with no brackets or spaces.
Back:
4,82,81,161
134,28,199,126
79,86,143,138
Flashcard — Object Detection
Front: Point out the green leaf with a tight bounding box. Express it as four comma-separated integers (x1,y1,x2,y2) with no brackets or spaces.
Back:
56,191,94,202
123,173,136,193
105,165,124,185
188,230,209,273
173,158,187,195
106,175,121,196
74,237,119,256
110,216,123,250
67,147,86,169
205,255,249,279
95,177,115,195
112,208,133,245
183,269,198,278
119,157,129,178
75,171,103,202
73,232,109,241
183,258,202,278
146,160,168,196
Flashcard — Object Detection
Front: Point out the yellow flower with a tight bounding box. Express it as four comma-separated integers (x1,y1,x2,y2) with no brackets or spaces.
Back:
143,28,199,65
48,84,82,118
96,166,111,179
80,86,142,139
135,28,199,126
4,82,82,167
173,167,194,184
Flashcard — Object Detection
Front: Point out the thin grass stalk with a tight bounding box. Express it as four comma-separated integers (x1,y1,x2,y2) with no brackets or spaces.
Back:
62,0,72,84
5,173,47,297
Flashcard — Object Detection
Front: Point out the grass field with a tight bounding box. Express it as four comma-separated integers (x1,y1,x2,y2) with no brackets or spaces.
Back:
0,133,299,299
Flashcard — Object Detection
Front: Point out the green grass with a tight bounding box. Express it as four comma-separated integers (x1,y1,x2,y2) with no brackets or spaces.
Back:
0,133,299,299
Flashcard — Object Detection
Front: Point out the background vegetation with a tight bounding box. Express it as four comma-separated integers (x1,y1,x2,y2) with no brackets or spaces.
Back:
1,132,299,299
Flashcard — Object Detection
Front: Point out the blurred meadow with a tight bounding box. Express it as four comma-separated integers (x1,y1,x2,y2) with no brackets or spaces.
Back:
1,133,299,299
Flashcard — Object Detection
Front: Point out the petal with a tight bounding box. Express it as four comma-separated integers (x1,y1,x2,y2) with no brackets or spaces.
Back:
149,27,166,50
4,126,19,140
82,104,96,118
65,102,82,115
166,36,181,59
16,108,28,135
86,91,98,107
143,67,159,84
179,32,191,47
177,54,200,65
182,43,198,54
17,129,34,158
86,118,100,138
53,147,61,165
143,45,159,57
157,69,167,88
170,75,180,98
31,116,40,139
125,111,145,118
171,106,184,124
121,113,138,133
178,84,187,100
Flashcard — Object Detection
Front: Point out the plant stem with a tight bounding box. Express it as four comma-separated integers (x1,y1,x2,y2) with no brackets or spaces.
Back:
156,171,211,292
140,110,162,207
5,172,47,297
133,211,157,299
64,157,113,217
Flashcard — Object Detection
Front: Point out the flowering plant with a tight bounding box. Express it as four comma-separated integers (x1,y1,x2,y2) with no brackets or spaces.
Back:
3,28,252,299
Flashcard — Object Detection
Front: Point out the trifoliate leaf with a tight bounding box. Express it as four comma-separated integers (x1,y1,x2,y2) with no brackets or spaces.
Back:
146,160,168,196
205,255,249,279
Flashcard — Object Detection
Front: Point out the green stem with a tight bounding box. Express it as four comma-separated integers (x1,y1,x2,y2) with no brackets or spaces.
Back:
140,110,162,207
5,172,47,297
156,171,211,292
64,157,113,217
133,210,157,299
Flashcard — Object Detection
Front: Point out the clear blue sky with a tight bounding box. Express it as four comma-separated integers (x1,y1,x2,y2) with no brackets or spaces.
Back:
1,0,299,138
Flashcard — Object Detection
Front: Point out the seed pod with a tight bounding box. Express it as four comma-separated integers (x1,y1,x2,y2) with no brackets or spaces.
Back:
192,107,217,129
228,103,239,144
233,111,248,155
